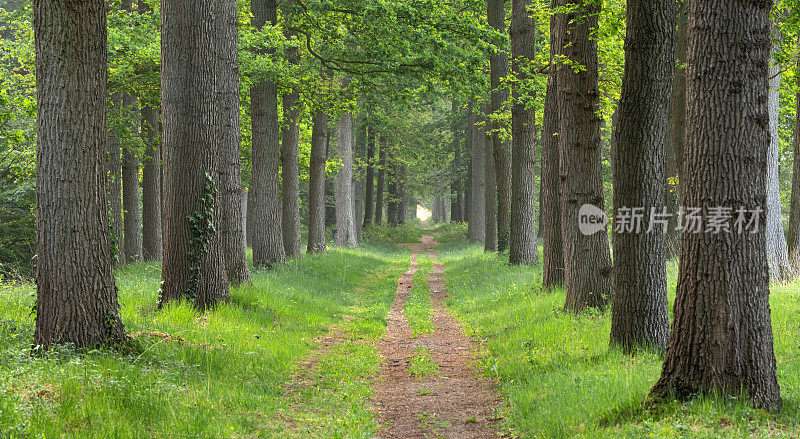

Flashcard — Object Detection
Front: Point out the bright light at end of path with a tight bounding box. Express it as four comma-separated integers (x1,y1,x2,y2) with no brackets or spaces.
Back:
417,205,432,222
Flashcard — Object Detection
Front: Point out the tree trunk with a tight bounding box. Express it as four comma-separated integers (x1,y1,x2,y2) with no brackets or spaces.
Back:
33,0,127,349
468,108,486,243
386,151,399,226
375,138,386,225
484,109,498,252
335,110,358,247
250,0,286,268
451,102,463,223
354,120,366,242
765,47,793,281
398,165,407,225
121,0,142,263
557,0,613,312
790,40,800,266
665,1,687,258
217,0,250,286
160,0,230,310
281,0,302,259
649,0,781,412
141,104,162,261
108,92,124,265
363,126,375,227
541,73,564,288
487,0,512,252
307,109,328,253
610,0,674,353
509,0,538,265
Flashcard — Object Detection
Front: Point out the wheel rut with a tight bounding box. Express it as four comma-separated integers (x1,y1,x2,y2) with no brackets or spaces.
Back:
372,234,502,438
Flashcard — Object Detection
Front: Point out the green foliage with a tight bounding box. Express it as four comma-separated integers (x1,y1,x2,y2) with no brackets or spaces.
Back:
185,173,218,303
362,223,422,244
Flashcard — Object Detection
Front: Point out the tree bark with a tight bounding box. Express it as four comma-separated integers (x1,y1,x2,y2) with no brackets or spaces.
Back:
484,109,498,252
281,0,302,259
250,0,286,268
160,0,230,310
33,0,127,349
468,108,486,243
354,122,365,242
386,151,399,226
451,102,464,223
108,92,124,265
557,0,613,312
121,94,142,263
765,47,792,281
610,0,674,353
541,12,564,289
649,0,781,412
120,0,142,264
217,0,250,286
790,40,800,266
375,138,386,225
487,0,512,252
509,0,538,265
363,126,375,227
665,1,687,258
141,103,162,261
335,110,358,247
307,109,328,253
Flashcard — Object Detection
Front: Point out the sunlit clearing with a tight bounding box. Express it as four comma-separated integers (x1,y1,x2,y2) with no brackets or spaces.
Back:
417,205,432,222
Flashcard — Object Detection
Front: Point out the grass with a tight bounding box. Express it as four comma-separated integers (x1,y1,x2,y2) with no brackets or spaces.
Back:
404,253,434,338
409,348,438,378
4,226,800,438
437,239,800,438
0,241,408,438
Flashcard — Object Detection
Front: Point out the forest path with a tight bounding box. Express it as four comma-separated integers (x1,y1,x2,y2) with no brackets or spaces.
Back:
372,234,502,438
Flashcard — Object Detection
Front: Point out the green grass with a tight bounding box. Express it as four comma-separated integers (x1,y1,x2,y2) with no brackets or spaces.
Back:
437,239,800,438
362,224,423,244
409,347,438,378
404,253,434,338
0,241,408,438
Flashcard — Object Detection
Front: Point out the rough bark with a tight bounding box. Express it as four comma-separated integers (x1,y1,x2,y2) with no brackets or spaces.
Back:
541,68,564,288
250,0,286,268
451,102,464,222
610,0,674,353
509,0,538,265
141,104,162,261
281,0,302,259
363,126,375,227
468,108,486,243
765,49,793,281
335,110,358,247
159,0,230,310
484,110,498,252
790,41,800,266
487,0,512,252
354,122,365,242
557,0,613,312
649,0,781,412
120,0,142,264
665,2,687,258
108,92,124,265
386,151,399,226
307,109,328,253
217,0,250,286
33,0,127,349
375,138,386,225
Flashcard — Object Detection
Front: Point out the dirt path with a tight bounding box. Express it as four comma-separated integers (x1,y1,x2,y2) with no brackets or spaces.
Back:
372,235,502,438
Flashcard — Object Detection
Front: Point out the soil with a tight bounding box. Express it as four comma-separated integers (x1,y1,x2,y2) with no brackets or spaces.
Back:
372,234,503,438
